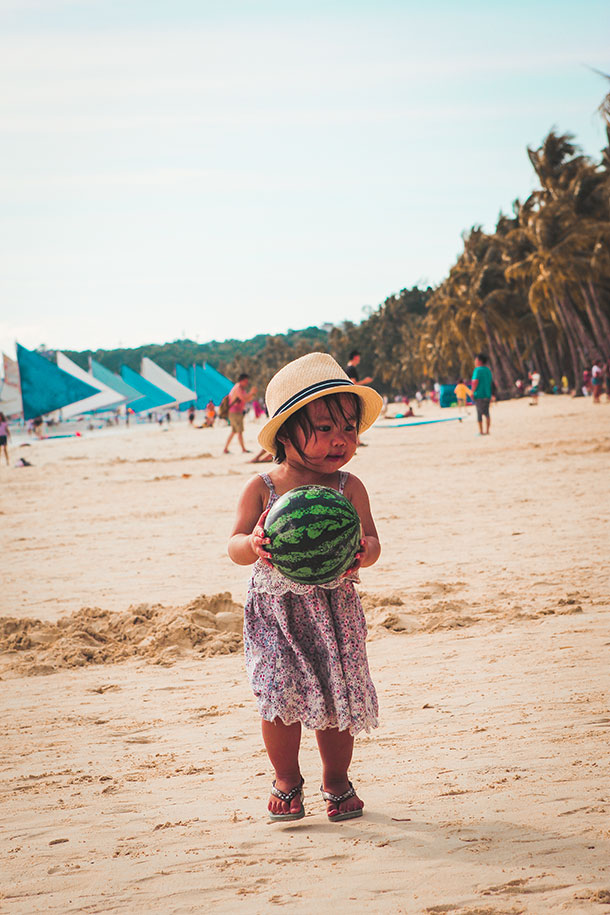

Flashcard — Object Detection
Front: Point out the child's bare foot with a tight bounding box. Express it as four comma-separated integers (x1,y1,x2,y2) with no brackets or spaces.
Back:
268,776,305,820
321,780,363,821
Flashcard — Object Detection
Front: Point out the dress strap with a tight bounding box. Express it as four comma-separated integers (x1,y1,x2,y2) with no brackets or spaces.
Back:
259,473,277,496
338,470,349,494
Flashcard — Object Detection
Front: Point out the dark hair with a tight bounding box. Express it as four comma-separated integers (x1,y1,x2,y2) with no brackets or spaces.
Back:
348,350,360,361
274,392,362,463
237,373,250,382
476,353,488,364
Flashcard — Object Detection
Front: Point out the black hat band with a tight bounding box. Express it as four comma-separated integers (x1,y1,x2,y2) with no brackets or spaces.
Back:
272,378,354,418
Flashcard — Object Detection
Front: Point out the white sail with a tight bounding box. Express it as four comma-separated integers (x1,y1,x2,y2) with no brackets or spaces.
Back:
0,353,23,417
141,356,197,405
57,352,126,417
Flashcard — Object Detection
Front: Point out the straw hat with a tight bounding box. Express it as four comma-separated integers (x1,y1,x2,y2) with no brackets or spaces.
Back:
258,352,382,456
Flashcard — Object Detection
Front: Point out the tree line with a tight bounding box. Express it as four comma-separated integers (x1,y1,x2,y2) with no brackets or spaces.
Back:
333,93,610,395
67,90,610,398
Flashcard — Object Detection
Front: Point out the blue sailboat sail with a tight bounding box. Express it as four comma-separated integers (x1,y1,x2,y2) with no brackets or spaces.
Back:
90,358,142,403
120,365,176,413
17,343,99,421
176,364,196,411
194,363,233,407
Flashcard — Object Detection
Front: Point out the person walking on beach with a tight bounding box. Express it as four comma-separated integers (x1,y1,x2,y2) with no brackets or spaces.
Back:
0,412,10,465
453,379,472,413
471,353,493,435
223,373,257,454
228,353,382,823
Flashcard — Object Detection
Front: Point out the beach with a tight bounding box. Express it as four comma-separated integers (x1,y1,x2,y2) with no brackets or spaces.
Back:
2,397,609,913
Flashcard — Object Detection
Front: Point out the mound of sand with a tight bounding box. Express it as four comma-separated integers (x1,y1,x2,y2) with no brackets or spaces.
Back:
3,584,588,678
0,592,243,676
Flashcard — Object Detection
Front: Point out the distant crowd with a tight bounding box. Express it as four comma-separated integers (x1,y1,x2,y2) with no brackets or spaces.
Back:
2,354,607,468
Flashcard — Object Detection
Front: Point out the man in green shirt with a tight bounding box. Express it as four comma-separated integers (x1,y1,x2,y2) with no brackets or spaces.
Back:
471,353,493,435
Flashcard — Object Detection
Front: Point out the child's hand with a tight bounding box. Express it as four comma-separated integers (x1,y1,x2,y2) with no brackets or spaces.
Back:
249,509,272,566
343,537,367,576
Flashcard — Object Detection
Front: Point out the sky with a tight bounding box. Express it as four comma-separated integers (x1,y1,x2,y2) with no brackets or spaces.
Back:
1,0,609,360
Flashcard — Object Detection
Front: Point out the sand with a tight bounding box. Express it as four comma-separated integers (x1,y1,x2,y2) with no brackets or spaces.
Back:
1,396,609,913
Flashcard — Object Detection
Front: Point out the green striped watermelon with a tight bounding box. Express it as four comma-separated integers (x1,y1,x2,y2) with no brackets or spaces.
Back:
264,485,362,585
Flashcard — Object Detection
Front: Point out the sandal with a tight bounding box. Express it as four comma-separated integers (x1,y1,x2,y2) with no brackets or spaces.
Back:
320,781,363,822
269,777,305,822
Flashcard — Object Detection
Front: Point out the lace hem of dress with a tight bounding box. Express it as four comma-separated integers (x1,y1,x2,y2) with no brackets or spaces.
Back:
250,559,359,595
257,703,378,736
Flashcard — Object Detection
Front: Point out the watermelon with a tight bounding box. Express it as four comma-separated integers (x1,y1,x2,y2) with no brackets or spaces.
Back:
264,485,362,585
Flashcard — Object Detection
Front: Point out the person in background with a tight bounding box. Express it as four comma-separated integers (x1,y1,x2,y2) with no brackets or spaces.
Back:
345,351,372,385
528,370,541,405
0,412,10,465
453,379,472,413
188,404,196,425
248,448,273,464
224,373,257,454
591,359,604,404
205,400,217,427
471,354,493,435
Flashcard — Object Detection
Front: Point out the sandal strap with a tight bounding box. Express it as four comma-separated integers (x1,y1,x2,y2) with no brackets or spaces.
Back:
320,781,356,805
271,777,304,803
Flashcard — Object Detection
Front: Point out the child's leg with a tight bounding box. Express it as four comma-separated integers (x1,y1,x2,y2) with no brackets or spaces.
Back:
261,718,303,815
316,727,364,817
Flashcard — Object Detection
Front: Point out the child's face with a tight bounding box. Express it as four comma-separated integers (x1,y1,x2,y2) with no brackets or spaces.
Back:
283,395,358,472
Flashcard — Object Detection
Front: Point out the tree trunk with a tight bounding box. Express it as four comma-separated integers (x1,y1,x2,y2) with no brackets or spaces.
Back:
562,322,582,394
532,307,561,382
588,282,610,338
511,337,529,378
480,313,504,389
556,294,596,363
582,283,610,358
491,330,519,391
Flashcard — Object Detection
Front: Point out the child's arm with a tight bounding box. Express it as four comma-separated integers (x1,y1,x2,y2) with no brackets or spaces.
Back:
344,474,381,570
228,475,272,566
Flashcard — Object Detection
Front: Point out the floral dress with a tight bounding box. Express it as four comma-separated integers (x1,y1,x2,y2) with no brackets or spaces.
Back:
243,472,379,735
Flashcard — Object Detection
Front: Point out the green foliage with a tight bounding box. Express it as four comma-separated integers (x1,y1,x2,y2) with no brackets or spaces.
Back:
328,287,433,393
64,327,330,393
421,113,610,393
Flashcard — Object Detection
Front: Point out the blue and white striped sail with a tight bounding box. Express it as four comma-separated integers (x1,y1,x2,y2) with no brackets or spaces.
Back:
90,358,142,404
57,352,126,417
120,365,177,413
141,357,197,406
